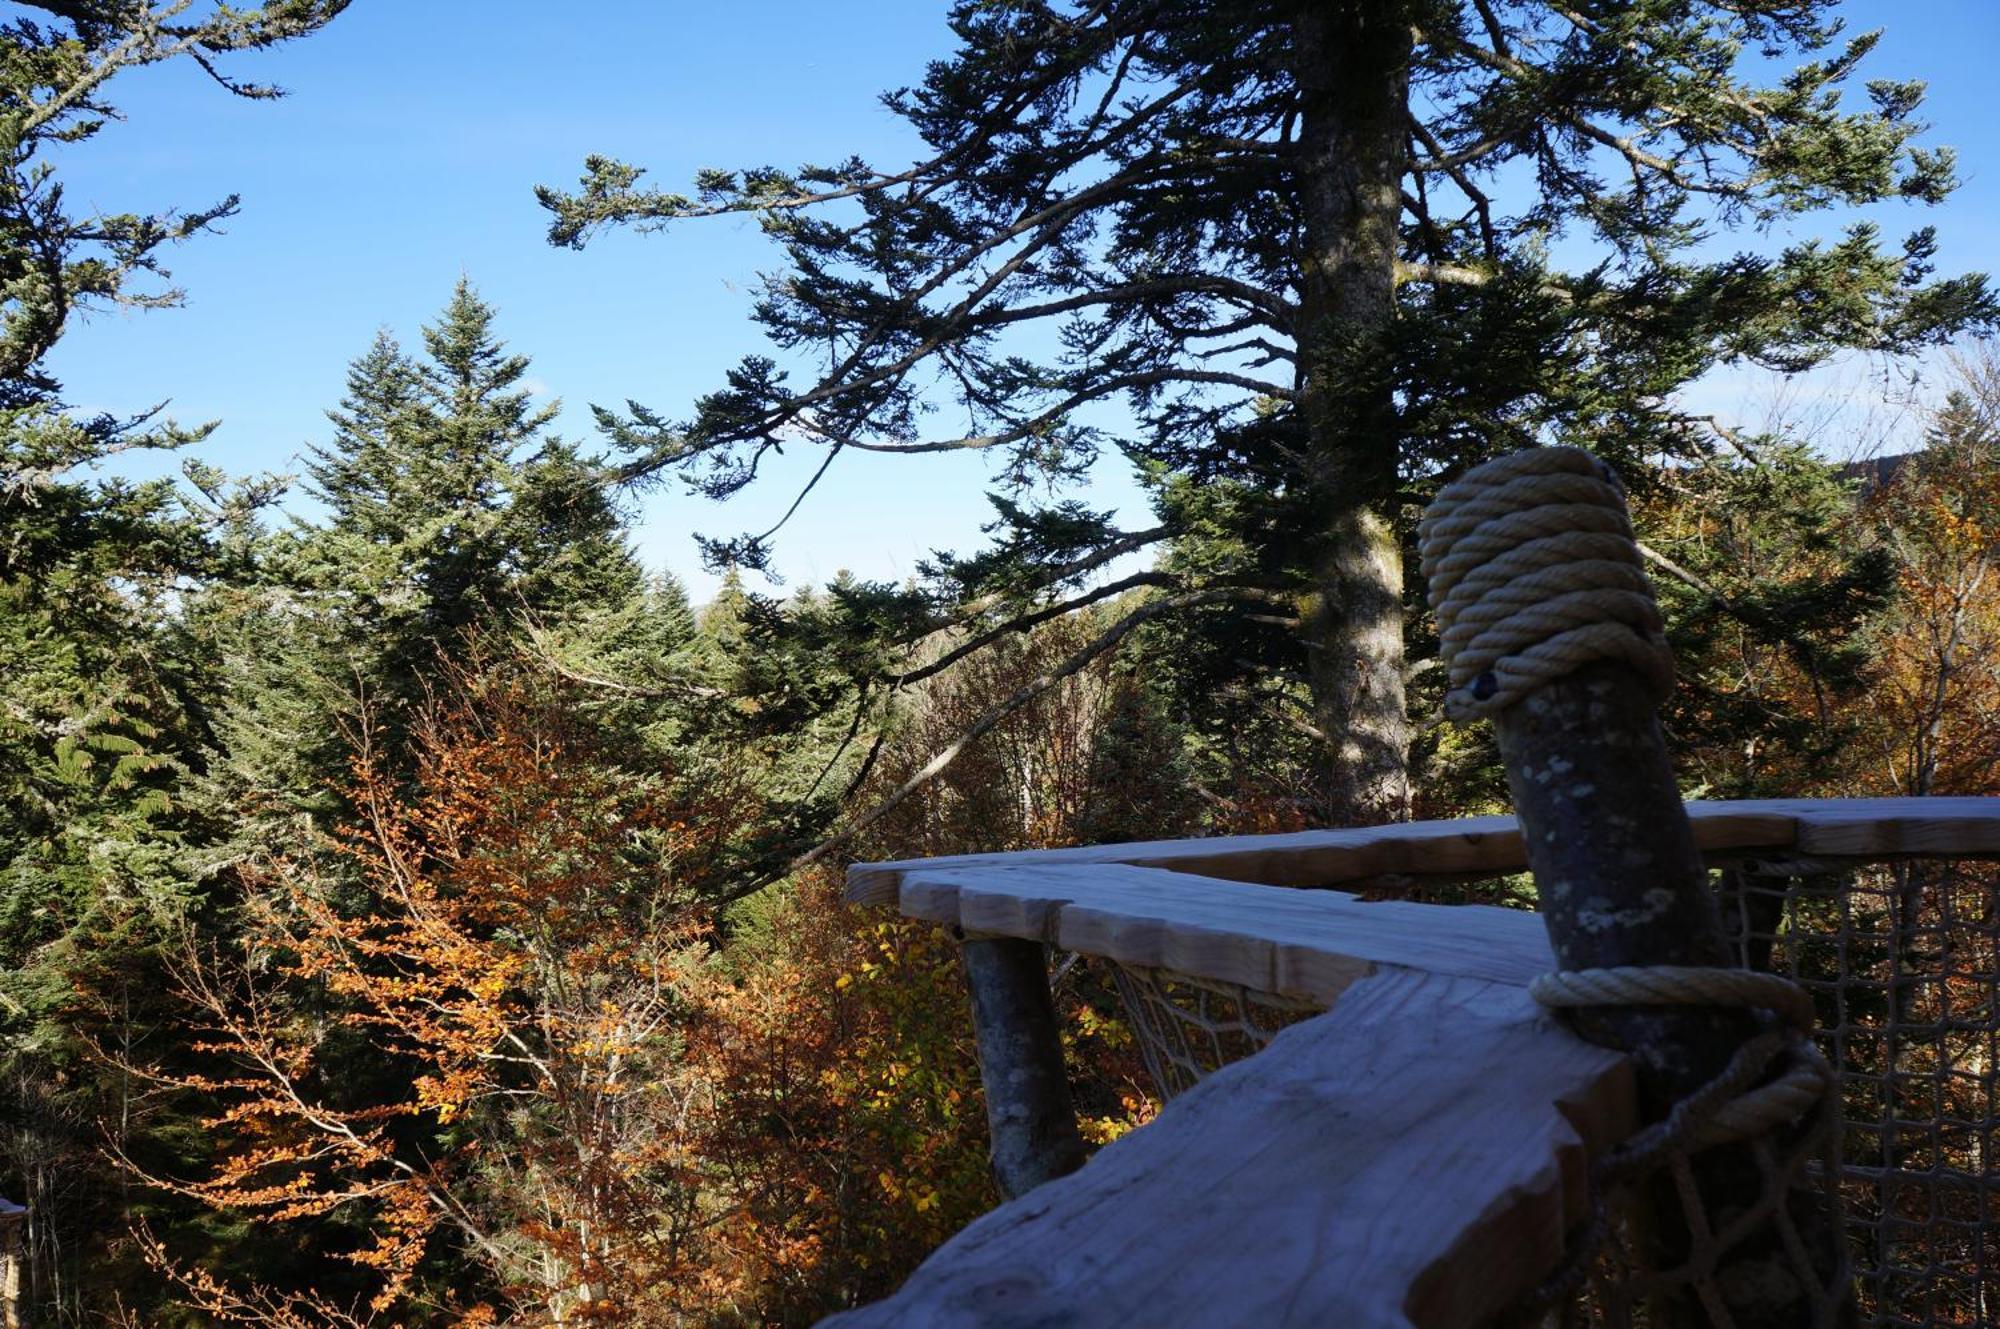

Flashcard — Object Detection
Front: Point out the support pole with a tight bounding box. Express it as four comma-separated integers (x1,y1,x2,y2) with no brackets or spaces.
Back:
1494,661,1744,1074
0,1196,24,1329
1497,668,1852,1326
960,935,1086,1200
1423,449,1852,1327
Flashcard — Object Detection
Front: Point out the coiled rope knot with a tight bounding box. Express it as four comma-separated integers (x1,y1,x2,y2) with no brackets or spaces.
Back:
1532,965,1835,1155
1418,446,1673,720
1511,966,1842,1321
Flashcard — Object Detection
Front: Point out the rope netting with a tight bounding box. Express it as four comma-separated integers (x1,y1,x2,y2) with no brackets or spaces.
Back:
1100,963,1319,1099
1095,856,2000,1328
1722,858,2000,1328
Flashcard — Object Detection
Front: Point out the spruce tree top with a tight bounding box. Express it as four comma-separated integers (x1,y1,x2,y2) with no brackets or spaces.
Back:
540,1,1997,829
542,0,1992,578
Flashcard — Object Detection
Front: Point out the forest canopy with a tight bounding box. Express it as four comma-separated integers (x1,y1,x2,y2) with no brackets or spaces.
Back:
2,1,1998,1324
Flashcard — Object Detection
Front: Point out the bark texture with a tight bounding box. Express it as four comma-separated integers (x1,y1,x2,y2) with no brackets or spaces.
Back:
1494,661,1853,1327
959,935,1086,1200
1290,1,1415,825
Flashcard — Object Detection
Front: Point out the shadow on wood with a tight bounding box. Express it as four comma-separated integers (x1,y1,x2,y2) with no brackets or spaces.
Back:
823,964,1634,1328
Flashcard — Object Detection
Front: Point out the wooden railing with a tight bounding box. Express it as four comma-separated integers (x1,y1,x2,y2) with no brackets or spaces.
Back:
826,797,2000,1328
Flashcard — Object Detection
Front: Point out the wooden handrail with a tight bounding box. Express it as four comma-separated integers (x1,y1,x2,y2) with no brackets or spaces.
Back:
831,859,1637,1326
897,862,1550,1004
847,796,2000,905
830,798,2000,1327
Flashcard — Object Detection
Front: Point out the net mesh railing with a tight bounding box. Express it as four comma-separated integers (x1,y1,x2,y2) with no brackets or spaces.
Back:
1723,858,2000,1328
1102,964,1320,1100
1088,855,2000,1329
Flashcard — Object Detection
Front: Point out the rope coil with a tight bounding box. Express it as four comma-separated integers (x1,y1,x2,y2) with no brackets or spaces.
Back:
1515,963,1841,1324
1426,448,1846,1322
1532,965,1833,1153
1418,447,1674,719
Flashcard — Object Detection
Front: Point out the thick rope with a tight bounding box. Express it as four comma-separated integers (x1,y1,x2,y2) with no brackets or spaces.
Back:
1513,963,1841,1325
1531,965,1816,1033
1532,965,1833,1153
1417,447,1673,719
1508,963,1840,1325
1428,448,1842,1322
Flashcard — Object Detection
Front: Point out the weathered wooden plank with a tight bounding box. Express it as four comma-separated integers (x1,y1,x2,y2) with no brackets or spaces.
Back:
847,813,1527,904
901,863,1556,1001
844,797,2000,905
820,967,1635,1329
1789,797,2000,858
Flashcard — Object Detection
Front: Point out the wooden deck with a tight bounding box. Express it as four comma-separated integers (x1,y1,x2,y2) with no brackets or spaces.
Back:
823,965,1632,1328
830,797,2000,1328
833,858,1631,1326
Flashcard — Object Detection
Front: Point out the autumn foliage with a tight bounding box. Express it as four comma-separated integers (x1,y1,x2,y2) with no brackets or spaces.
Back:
1862,413,2000,796
117,648,1115,1325
74,402,2000,1325
114,606,1217,1326
131,667,753,1323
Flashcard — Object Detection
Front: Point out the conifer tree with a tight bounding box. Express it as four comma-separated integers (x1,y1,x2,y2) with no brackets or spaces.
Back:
645,570,701,649
698,566,752,650
544,0,1993,827
303,329,426,549
0,1,348,441
0,5,347,1315
278,281,632,744
1634,445,1896,801
297,283,556,645
512,440,647,610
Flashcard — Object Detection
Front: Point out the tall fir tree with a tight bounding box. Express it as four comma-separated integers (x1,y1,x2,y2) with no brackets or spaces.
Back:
296,283,551,685
543,0,1994,828
190,281,657,894
0,5,348,1316
273,280,639,745
303,328,427,551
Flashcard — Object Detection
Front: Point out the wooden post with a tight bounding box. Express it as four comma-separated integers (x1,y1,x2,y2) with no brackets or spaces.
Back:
0,1196,25,1329
1485,634,1854,1320
1494,661,1743,1064
1417,448,1854,1323
959,935,1086,1200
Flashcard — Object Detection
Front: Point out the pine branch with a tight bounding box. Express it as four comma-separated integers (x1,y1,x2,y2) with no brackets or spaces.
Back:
721,583,1288,902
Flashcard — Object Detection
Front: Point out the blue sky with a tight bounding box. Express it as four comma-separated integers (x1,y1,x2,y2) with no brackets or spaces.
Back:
40,0,2000,600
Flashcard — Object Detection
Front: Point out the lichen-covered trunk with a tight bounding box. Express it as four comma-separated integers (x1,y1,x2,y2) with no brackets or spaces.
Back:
1289,2,1413,825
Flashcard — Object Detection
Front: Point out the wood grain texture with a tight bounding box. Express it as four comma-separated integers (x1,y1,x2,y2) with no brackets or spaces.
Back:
902,863,1554,1002
820,968,1635,1329
847,813,1525,905
1788,797,2000,857
846,797,2000,905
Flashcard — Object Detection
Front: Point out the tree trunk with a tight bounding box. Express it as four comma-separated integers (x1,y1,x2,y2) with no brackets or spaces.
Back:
1289,2,1414,826
960,936,1087,1200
